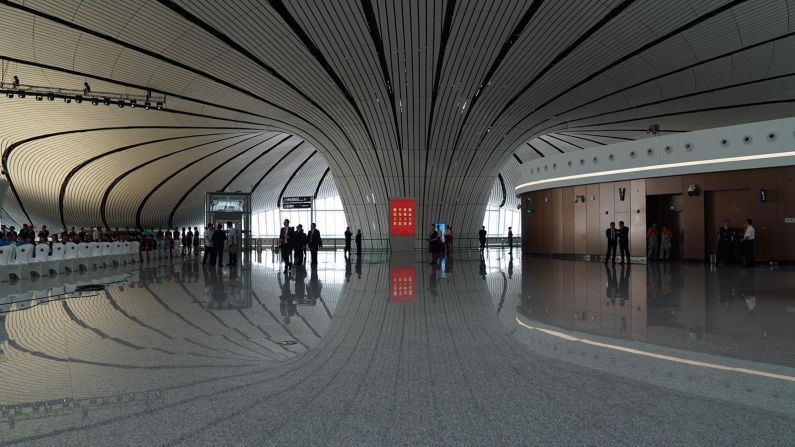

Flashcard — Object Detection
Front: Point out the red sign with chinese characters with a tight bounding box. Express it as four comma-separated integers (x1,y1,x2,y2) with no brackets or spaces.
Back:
390,198,415,236
390,266,416,303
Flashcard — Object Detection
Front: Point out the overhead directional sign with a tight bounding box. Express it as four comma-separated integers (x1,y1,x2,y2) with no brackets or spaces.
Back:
282,196,312,209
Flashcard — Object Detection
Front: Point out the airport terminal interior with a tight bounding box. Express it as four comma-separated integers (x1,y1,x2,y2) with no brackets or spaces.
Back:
0,1,794,445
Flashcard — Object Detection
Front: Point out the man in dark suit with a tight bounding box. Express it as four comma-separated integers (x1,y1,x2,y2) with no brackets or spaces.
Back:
344,227,352,258
618,221,630,264
507,227,514,254
210,223,226,267
605,222,618,264
279,219,293,273
308,223,322,265
293,224,307,266
478,226,487,253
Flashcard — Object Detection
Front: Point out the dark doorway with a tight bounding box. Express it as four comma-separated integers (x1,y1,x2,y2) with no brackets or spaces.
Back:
646,194,684,260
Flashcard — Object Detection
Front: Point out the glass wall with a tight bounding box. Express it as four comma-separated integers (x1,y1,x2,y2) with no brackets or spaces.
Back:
482,204,521,237
252,196,347,238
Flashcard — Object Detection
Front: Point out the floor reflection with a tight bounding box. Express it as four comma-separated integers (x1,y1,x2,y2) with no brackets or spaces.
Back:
0,250,793,445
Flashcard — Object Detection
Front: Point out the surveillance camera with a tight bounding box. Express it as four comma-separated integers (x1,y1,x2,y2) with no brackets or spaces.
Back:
647,124,660,135
687,184,697,197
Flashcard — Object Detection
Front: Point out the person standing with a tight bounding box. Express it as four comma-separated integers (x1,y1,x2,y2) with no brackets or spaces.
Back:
192,227,201,256
344,227,352,257
308,223,322,265
355,229,362,256
646,223,659,261
717,219,732,264
741,218,755,268
618,221,630,264
186,227,194,255
280,219,293,273
445,226,453,255
478,226,487,253
293,224,306,265
604,222,618,264
180,227,188,256
428,225,439,265
226,221,238,266
203,224,213,265
507,227,514,254
211,223,226,267
660,224,673,261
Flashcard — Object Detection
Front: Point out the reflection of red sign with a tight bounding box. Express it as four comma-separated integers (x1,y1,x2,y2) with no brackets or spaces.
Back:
390,198,415,236
390,267,416,303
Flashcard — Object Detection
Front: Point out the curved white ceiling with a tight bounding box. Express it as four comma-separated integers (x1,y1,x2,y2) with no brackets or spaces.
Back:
1,0,794,234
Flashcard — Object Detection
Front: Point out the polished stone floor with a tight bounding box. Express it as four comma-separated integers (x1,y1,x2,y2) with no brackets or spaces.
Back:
0,250,793,446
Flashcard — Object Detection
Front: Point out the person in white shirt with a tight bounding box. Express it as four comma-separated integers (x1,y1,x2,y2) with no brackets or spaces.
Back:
226,221,238,266
741,218,755,268
202,224,213,265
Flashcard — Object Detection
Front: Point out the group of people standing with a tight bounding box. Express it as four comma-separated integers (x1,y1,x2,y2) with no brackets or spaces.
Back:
201,222,238,267
645,223,674,261
717,218,756,267
604,221,631,264
279,219,322,273
343,227,362,258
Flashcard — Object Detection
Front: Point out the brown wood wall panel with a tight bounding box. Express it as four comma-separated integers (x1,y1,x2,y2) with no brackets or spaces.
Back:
521,165,795,261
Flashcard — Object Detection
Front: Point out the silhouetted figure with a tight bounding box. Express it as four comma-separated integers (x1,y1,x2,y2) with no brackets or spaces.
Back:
479,255,487,279
507,227,513,254
226,221,238,266
355,255,362,279
210,223,226,267
618,221,630,264
741,219,755,268
279,272,295,324
660,224,673,261
617,263,630,306
308,223,322,265
345,255,352,282
718,219,732,265
478,226,487,252
646,223,659,260
308,263,323,305
202,224,213,265
355,229,362,256
508,254,514,279
280,219,293,273
344,227,352,257
605,263,618,304
293,224,306,266
604,222,618,264
428,225,439,265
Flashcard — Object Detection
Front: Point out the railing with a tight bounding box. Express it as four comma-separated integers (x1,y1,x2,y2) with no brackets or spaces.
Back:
252,236,521,252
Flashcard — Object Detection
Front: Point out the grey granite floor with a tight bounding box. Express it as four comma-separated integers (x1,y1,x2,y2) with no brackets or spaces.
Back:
1,251,793,446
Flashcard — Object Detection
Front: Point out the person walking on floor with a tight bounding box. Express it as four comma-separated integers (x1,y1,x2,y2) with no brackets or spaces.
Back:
226,221,238,266
646,223,659,261
429,225,439,265
741,218,755,268
717,219,732,264
660,224,673,261
478,226,487,253
605,222,618,264
280,219,293,273
355,229,362,256
618,221,630,264
293,224,306,265
308,223,322,265
210,223,226,267
202,224,213,265
344,227,352,258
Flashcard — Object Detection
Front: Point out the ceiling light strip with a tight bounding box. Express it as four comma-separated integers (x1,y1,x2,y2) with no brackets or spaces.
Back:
515,151,795,191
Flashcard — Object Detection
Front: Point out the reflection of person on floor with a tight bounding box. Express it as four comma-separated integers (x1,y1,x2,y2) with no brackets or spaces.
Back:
717,266,736,306
604,263,617,304
345,255,352,283
308,264,323,305
660,261,673,297
429,261,439,303
355,255,362,279
717,219,733,264
293,265,307,301
646,223,659,260
617,263,630,306
508,254,514,279
479,255,487,279
660,224,673,260
647,260,662,301
740,268,756,314
279,272,295,324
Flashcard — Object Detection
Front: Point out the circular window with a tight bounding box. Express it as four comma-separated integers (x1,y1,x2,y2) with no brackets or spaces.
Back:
593,156,599,164
720,138,729,147
664,145,672,154
567,161,573,167
608,154,614,161
552,163,557,170
743,135,752,144
767,132,776,142
579,158,585,165
647,148,654,156
544,165,548,171
684,143,693,152
629,151,636,158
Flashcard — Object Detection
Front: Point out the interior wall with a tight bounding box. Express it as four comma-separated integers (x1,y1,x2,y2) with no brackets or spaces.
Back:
521,166,795,261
